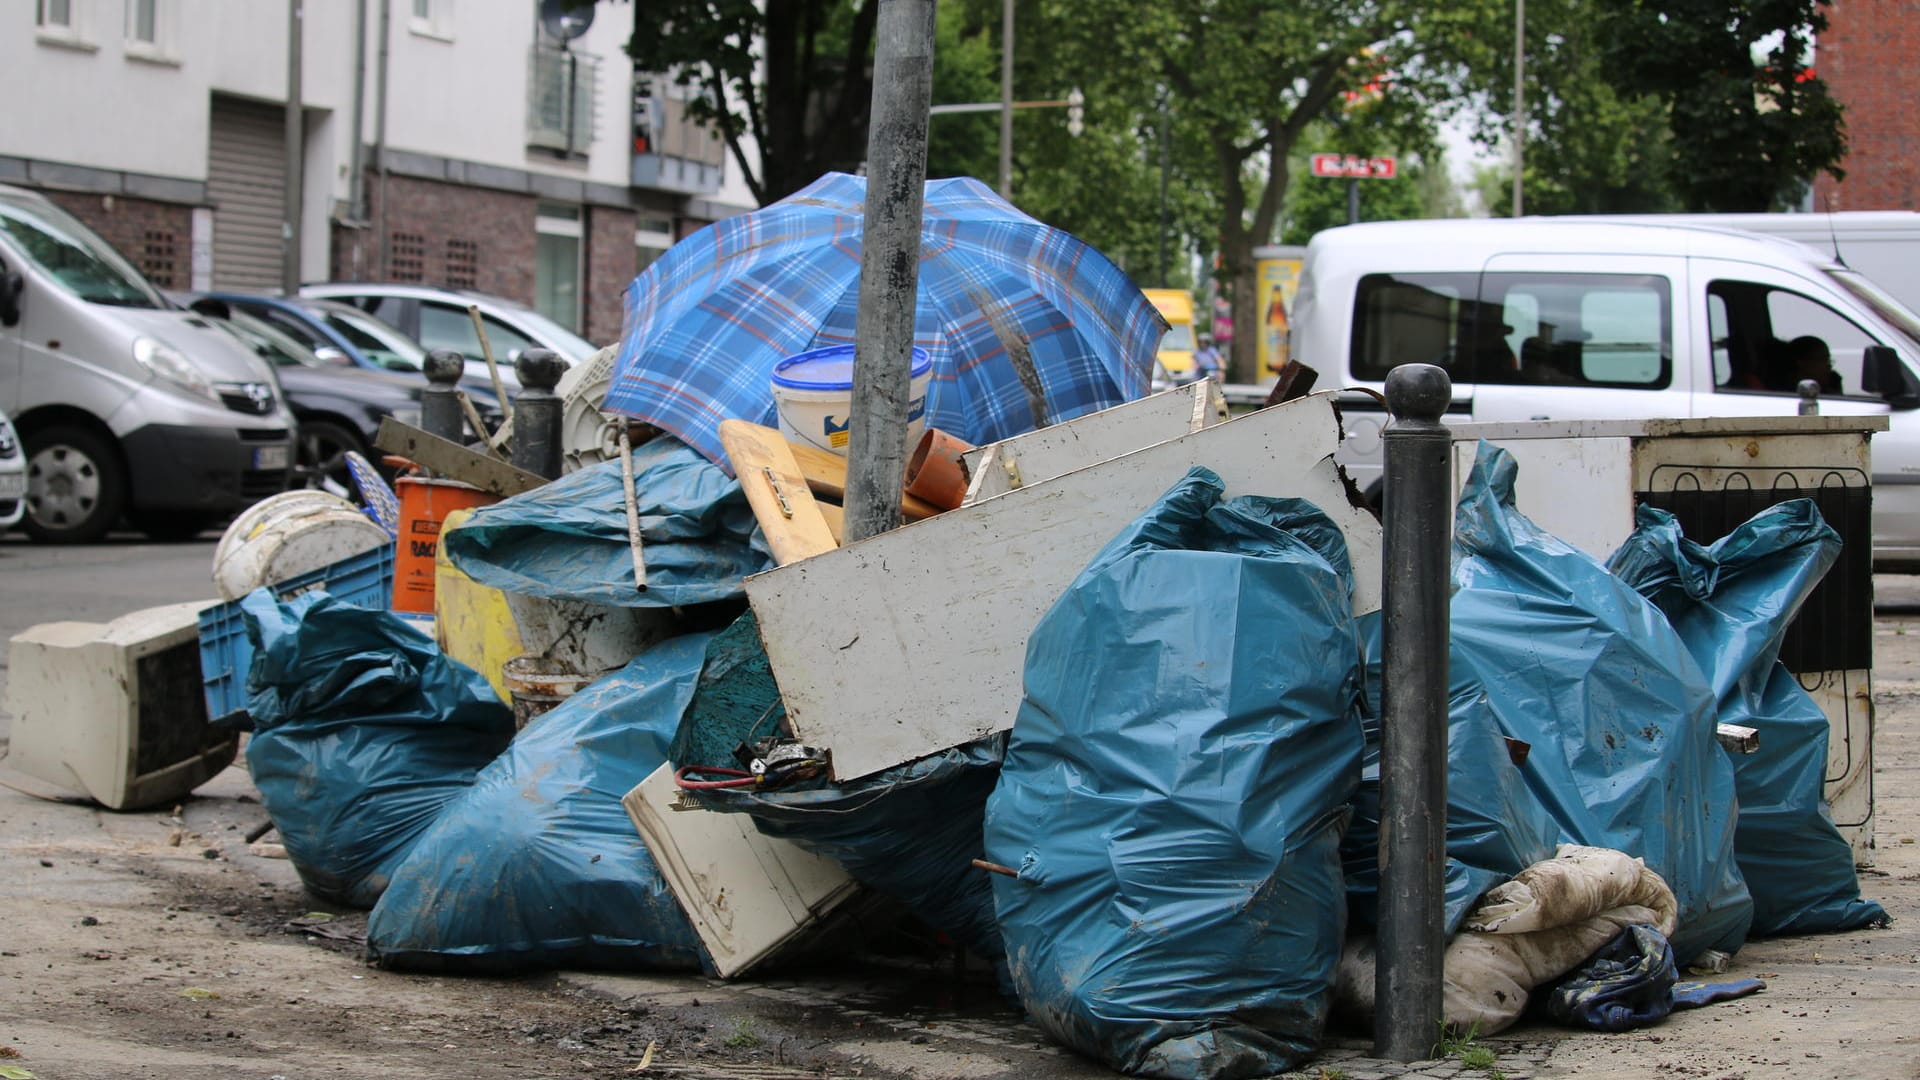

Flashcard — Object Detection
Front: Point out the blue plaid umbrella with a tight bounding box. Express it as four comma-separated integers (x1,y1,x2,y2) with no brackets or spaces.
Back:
604,172,1166,472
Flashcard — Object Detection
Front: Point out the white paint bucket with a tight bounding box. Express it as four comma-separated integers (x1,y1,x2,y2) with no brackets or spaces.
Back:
771,345,932,456
210,491,392,601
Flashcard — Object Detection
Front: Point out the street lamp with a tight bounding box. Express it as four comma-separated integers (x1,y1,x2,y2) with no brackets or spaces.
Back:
926,87,1086,199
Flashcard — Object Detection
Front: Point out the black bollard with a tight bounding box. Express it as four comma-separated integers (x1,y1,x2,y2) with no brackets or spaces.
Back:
511,348,567,480
1375,362,1453,1062
420,348,467,443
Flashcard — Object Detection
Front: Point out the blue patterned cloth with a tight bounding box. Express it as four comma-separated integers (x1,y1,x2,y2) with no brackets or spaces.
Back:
605,172,1165,472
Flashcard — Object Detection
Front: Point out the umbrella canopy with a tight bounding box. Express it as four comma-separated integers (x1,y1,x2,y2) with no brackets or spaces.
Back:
604,172,1166,471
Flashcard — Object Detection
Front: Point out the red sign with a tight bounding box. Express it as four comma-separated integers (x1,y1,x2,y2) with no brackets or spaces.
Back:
1309,154,1398,180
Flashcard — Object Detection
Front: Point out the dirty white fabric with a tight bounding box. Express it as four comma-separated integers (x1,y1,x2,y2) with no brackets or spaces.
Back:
1336,844,1679,1034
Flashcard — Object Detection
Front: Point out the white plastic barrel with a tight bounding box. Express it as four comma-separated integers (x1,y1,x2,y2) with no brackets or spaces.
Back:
210,491,392,601
771,345,932,456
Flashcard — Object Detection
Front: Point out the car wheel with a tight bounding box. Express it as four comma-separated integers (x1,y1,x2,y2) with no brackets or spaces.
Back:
292,419,365,500
131,510,219,542
22,425,127,544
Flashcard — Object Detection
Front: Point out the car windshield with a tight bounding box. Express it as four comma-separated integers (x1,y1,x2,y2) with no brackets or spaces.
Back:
1829,270,1920,357
224,310,319,367
0,191,162,308
310,305,425,371
501,303,597,360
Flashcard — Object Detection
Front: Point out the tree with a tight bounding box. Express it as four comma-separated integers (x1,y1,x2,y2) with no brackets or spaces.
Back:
626,0,878,206
1036,0,1505,380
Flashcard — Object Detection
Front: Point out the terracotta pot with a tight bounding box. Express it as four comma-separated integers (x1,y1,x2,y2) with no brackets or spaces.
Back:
903,427,975,510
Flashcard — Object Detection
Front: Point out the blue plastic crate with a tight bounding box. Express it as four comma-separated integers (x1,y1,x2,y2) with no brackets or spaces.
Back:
197,543,397,727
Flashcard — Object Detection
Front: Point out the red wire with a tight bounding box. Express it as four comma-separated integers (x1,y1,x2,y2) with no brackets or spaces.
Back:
674,764,760,790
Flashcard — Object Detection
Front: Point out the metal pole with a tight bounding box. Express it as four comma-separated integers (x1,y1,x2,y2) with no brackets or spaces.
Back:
998,0,1013,200
1512,0,1525,217
1798,378,1822,416
844,0,935,544
1375,362,1452,1063
283,0,304,295
1157,91,1170,286
348,0,368,222
1348,178,1360,225
511,349,568,479
374,0,392,276
419,349,466,443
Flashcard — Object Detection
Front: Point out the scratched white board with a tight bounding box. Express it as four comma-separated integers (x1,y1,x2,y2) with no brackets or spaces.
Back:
623,764,862,978
962,380,1229,504
747,392,1381,781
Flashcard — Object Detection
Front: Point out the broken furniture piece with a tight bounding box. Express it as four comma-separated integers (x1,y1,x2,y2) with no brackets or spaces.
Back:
961,379,1230,504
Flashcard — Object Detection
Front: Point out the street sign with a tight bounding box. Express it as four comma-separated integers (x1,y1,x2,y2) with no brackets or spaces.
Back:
1309,154,1398,179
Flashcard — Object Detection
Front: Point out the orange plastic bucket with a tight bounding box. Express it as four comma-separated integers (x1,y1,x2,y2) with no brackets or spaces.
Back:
391,478,497,614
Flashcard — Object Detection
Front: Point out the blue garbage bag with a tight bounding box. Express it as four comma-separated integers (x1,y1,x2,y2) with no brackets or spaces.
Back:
1607,501,1889,936
681,614,1009,978
1343,614,1561,936
365,634,714,972
1450,442,1751,964
241,590,514,908
443,438,772,609
983,468,1363,1080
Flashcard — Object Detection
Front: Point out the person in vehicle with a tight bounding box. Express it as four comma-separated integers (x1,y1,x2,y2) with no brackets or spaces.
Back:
1785,335,1842,395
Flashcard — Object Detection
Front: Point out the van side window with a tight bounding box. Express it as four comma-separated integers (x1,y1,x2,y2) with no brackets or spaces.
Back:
1710,280,1880,398
1480,273,1671,389
1349,273,1481,382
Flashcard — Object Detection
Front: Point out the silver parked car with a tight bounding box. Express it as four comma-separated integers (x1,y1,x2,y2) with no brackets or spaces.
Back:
301,282,597,380
0,184,293,542
0,406,25,530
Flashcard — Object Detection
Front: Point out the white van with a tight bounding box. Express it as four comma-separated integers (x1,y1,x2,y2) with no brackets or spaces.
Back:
1291,218,1920,565
0,185,294,542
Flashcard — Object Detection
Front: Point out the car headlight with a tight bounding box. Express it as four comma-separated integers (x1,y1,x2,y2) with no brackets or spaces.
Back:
0,418,16,458
133,336,218,402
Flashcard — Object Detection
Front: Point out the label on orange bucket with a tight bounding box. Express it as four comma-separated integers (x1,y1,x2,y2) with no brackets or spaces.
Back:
392,478,497,614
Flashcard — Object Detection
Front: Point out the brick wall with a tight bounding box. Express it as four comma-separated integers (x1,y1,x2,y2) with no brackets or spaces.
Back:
43,191,194,291
337,174,539,303
582,204,636,347
1813,0,1920,210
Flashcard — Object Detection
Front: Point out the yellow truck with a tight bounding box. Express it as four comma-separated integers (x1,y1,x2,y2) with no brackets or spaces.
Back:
1142,289,1197,381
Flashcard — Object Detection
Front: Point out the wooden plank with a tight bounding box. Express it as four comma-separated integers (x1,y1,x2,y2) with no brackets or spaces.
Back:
785,438,942,521
718,420,839,565
623,765,862,979
960,381,1230,505
373,418,548,498
746,392,1382,781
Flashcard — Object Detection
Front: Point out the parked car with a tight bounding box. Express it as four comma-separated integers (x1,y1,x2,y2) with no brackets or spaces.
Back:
0,184,293,543
1292,217,1920,566
302,283,596,373
0,406,25,530
175,295,428,497
214,291,519,401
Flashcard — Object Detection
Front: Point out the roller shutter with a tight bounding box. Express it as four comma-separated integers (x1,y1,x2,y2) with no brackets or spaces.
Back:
206,95,286,290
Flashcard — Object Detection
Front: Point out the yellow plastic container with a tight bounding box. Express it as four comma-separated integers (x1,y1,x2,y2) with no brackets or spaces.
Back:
432,507,525,704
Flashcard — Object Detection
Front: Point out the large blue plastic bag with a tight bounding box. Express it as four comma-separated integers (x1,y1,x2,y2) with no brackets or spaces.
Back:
1450,443,1751,964
682,616,1009,979
241,590,514,908
1343,613,1561,936
984,468,1363,1080
365,634,714,972
443,438,772,609
1607,501,1888,936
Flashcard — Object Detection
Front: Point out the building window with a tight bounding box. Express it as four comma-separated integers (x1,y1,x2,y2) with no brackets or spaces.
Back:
123,0,175,62
36,0,95,49
635,217,672,276
141,228,177,288
445,238,478,290
409,0,452,40
528,46,599,157
390,232,426,282
38,0,74,27
535,204,582,333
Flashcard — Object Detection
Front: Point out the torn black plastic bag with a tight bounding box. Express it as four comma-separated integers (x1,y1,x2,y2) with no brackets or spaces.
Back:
1450,443,1751,965
241,590,515,908
1343,612,1561,936
682,615,1008,982
1608,501,1888,936
983,468,1363,1080
443,437,772,609
364,633,714,973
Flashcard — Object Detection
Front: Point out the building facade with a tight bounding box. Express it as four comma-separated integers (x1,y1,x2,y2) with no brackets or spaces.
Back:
3,0,754,348
1812,0,1920,211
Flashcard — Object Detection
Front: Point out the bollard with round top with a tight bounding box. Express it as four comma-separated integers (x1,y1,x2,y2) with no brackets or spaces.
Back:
511,348,567,480
1376,362,1453,1062
419,348,468,443
1798,378,1822,417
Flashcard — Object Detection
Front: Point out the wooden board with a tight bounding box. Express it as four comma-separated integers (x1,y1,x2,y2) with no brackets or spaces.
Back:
718,420,840,565
746,392,1382,781
786,439,942,521
623,764,862,979
961,381,1229,504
